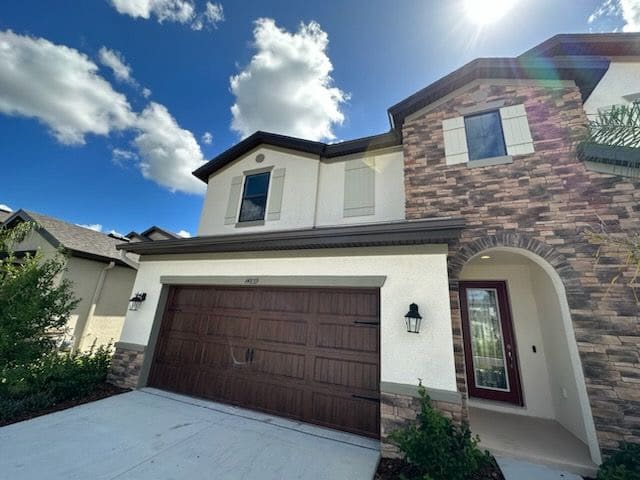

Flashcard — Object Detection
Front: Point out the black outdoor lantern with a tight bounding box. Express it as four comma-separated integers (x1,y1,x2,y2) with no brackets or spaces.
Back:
404,303,422,333
128,292,147,311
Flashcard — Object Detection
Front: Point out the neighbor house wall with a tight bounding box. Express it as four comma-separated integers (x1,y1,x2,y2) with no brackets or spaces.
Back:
583,60,640,116
461,261,555,420
78,264,137,350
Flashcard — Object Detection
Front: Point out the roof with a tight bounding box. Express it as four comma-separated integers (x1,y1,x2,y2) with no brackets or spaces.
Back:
192,130,401,182
519,33,640,58
5,210,138,268
0,209,11,224
118,217,465,256
140,226,181,240
387,57,610,129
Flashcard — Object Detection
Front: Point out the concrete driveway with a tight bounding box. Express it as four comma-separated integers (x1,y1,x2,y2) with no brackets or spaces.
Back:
0,388,380,480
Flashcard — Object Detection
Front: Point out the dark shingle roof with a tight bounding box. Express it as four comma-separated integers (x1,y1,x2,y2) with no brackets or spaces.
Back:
0,209,11,224
5,210,138,268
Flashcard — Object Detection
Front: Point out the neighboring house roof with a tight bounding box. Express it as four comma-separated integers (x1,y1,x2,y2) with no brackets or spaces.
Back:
192,130,401,181
0,208,11,225
5,210,138,268
126,226,181,242
193,33,640,183
118,217,465,256
519,33,640,58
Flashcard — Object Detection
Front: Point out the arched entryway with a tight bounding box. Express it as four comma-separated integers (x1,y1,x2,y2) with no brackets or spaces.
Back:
449,238,601,474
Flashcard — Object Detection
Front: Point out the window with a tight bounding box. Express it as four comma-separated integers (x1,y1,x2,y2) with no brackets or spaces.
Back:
464,110,507,161
238,172,270,222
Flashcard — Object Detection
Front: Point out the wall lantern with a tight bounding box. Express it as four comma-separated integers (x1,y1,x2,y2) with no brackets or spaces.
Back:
129,292,147,311
404,303,422,334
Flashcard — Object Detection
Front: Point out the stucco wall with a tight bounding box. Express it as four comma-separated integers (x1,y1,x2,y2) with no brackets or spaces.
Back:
119,246,458,392
198,146,320,236
315,148,405,226
79,264,137,350
584,60,640,116
461,261,555,419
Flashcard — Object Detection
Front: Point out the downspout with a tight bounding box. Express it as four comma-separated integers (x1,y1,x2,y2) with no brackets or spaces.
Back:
72,261,115,353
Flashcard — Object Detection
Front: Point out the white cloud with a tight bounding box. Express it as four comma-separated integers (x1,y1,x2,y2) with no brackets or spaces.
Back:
112,147,138,166
0,30,136,145
134,102,206,194
201,131,213,144
142,87,152,98
0,204,13,212
230,18,347,141
177,229,191,238
110,0,223,30
77,223,103,232
589,0,640,31
99,47,133,83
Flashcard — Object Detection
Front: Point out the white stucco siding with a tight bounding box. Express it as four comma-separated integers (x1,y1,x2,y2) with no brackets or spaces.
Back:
462,261,556,419
315,148,405,227
120,246,458,392
584,60,640,116
198,146,320,236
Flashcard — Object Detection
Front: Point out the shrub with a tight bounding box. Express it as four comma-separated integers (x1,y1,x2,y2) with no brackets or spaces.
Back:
597,443,640,480
0,345,112,422
389,383,492,480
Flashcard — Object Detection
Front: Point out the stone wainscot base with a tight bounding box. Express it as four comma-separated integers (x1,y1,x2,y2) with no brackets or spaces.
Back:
107,342,146,389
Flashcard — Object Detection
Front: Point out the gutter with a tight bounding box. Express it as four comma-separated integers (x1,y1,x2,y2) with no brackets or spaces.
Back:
72,261,115,352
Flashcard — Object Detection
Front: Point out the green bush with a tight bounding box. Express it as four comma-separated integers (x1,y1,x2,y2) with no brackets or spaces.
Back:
389,383,492,480
597,443,640,480
0,345,112,422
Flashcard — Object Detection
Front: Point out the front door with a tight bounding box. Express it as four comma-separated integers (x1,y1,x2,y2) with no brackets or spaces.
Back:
459,281,523,405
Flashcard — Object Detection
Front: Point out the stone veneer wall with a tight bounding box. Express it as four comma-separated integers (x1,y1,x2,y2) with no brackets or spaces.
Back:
402,81,640,454
107,342,146,389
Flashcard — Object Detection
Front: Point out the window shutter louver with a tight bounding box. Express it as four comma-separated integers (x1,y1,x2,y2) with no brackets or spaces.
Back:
442,116,469,165
224,176,243,224
500,104,534,155
266,168,285,221
343,158,375,217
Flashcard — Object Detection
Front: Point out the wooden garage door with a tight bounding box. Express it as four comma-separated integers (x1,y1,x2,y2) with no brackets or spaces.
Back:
148,285,380,438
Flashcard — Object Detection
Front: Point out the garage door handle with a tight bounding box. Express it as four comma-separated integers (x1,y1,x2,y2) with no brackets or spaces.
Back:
245,348,250,362
249,348,255,362
352,394,380,402
353,321,380,325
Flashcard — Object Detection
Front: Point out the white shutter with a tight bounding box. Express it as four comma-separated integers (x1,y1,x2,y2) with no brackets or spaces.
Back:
224,176,243,225
500,104,534,155
442,116,469,165
266,168,285,221
344,158,375,217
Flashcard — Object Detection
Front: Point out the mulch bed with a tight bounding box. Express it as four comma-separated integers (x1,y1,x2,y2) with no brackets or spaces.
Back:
375,456,505,480
0,383,130,427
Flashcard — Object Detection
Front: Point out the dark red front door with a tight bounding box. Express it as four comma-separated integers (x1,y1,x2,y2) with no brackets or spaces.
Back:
459,281,523,405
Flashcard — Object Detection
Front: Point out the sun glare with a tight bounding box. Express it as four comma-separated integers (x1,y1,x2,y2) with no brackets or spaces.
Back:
464,0,517,26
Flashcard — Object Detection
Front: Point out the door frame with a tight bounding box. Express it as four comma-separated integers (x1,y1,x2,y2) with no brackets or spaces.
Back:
459,280,523,406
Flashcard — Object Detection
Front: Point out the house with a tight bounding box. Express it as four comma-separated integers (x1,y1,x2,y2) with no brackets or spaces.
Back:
111,33,640,475
0,205,12,226
3,210,139,351
126,226,181,243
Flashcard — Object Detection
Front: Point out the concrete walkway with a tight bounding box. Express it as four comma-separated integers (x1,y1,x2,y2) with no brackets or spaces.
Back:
0,388,380,480
496,457,584,480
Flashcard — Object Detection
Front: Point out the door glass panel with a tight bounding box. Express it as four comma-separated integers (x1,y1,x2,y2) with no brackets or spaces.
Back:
466,288,509,391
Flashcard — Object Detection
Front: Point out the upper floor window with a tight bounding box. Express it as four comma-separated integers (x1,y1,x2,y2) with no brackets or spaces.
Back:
238,172,270,222
464,110,507,161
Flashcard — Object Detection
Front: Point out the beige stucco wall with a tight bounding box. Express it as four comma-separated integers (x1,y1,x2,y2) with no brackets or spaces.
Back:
198,146,320,235
78,264,137,350
120,245,458,392
584,59,640,116
461,260,556,419
315,147,405,227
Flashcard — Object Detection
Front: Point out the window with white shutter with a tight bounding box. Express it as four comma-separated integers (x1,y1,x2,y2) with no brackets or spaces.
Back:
499,105,534,155
343,158,375,217
443,117,469,165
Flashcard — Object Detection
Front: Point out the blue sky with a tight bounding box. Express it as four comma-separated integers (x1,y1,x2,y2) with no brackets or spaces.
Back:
0,0,634,236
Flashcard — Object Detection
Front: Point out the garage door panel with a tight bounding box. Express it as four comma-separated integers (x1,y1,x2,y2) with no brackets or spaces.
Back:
255,317,308,345
203,314,252,340
311,392,379,436
149,286,380,438
316,323,379,353
313,356,379,390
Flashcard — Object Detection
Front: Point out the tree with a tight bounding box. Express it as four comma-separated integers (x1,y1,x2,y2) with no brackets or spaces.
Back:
0,222,78,368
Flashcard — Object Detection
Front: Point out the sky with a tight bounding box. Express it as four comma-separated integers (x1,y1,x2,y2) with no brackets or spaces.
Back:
1,0,638,237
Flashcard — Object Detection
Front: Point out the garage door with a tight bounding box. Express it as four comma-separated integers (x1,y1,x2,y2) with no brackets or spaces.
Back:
147,285,380,438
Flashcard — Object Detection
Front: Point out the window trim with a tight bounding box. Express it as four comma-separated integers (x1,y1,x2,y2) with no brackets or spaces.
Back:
464,110,508,162
237,171,271,224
